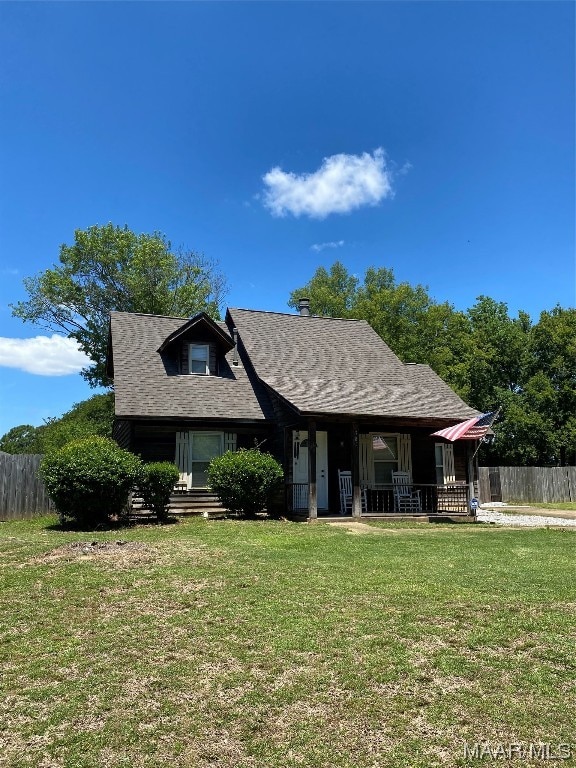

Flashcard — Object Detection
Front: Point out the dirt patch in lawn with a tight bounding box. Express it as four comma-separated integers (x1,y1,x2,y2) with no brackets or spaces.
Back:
29,540,158,567
326,521,402,535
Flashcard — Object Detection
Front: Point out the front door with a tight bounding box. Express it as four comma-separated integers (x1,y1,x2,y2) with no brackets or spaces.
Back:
293,430,328,509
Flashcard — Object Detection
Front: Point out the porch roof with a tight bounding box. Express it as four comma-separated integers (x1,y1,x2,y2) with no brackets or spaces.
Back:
227,308,479,422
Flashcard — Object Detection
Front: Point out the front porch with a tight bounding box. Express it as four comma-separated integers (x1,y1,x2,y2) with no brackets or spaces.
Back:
287,481,472,519
285,420,477,521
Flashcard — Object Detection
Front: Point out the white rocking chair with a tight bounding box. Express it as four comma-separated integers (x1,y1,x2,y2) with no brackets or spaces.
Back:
338,470,367,515
392,471,422,512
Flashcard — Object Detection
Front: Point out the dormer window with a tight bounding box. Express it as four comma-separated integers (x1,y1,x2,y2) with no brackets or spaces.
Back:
189,344,210,375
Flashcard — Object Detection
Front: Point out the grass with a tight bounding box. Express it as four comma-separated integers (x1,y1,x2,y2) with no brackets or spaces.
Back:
0,515,575,767
505,501,576,512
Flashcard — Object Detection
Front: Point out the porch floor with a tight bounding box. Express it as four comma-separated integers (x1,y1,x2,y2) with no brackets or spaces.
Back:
311,513,475,523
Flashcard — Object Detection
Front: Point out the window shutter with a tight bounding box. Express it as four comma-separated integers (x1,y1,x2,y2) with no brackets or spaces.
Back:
397,434,412,476
359,434,372,485
224,432,237,453
442,444,455,483
175,431,191,489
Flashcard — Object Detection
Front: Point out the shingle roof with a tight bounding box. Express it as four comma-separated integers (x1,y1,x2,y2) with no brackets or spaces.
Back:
227,308,479,421
109,312,273,421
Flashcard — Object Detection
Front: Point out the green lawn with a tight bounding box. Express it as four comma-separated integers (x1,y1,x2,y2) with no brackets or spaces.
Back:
0,516,574,768
507,502,576,512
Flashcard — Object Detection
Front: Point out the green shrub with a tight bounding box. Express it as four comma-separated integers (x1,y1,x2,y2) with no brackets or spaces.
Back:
40,436,143,526
207,449,284,518
140,462,180,522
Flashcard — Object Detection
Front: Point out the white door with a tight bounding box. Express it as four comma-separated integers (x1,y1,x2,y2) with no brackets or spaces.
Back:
293,430,328,509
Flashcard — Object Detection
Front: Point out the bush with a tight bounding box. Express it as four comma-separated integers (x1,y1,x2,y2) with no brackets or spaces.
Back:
40,436,143,526
207,449,284,518
140,462,180,522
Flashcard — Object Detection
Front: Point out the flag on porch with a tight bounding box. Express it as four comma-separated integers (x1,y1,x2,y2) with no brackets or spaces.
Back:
431,412,496,442
373,435,390,451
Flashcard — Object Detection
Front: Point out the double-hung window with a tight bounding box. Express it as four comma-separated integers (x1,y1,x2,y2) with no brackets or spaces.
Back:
189,344,209,375
373,436,399,485
435,443,455,485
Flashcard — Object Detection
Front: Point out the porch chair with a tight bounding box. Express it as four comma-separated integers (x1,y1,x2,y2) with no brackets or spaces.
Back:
338,470,367,515
391,471,422,513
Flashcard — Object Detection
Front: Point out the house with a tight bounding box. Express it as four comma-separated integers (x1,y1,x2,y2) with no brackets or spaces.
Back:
106,300,481,519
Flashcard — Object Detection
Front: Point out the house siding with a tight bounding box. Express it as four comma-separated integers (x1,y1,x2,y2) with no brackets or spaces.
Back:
128,421,270,463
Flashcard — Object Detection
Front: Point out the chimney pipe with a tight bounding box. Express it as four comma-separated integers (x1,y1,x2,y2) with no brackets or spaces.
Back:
232,327,239,366
298,297,310,317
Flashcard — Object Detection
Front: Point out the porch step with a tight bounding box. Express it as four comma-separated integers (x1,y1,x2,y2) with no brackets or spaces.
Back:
130,489,226,517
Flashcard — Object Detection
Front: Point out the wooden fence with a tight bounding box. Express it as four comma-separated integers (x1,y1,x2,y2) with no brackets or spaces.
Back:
478,466,576,504
0,453,54,520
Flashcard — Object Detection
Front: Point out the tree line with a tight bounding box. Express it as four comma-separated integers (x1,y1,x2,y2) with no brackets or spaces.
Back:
2,225,574,466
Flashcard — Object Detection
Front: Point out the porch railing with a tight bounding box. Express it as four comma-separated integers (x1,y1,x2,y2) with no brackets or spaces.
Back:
285,482,470,515
365,483,469,514
288,483,310,512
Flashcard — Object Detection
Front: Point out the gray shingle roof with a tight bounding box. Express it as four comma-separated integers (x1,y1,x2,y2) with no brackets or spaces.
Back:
109,312,273,421
227,308,479,421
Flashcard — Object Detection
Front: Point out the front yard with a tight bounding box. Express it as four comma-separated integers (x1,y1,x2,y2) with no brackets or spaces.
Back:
0,516,574,767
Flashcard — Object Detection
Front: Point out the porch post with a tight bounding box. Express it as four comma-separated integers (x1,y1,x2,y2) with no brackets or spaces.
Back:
467,443,475,511
308,420,317,520
351,422,362,518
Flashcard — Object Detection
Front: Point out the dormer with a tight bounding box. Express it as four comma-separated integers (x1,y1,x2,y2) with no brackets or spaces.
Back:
157,312,235,376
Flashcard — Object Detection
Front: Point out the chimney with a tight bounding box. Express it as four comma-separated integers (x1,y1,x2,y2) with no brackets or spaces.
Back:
232,327,239,366
298,297,310,317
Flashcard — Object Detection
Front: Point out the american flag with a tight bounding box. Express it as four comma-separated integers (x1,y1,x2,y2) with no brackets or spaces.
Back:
431,412,495,442
373,435,389,451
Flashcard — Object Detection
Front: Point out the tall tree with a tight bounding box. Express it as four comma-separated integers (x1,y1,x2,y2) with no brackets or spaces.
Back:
288,261,468,382
12,224,227,387
527,307,576,464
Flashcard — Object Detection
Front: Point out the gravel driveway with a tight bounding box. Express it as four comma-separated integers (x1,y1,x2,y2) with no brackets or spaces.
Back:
477,505,576,528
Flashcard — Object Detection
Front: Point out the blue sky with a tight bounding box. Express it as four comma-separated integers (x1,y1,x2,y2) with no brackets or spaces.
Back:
0,1,574,437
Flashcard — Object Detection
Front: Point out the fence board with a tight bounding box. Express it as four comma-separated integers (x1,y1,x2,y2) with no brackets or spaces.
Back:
479,466,576,504
0,453,54,520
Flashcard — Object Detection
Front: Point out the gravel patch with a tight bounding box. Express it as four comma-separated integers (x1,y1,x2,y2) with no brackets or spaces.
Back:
477,509,576,528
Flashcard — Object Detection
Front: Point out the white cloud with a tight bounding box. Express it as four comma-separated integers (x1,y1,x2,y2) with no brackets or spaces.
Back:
262,148,393,219
311,240,345,252
0,335,90,376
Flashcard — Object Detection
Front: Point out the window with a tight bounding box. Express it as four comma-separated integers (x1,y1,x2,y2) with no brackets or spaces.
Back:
373,435,398,485
190,433,222,487
189,344,209,375
435,443,455,485
175,432,237,489
360,433,411,487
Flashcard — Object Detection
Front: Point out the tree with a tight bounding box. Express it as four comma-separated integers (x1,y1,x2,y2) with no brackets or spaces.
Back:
39,393,115,454
0,393,114,455
462,296,531,409
526,307,576,465
461,302,576,466
288,261,468,382
11,224,227,387
0,425,44,454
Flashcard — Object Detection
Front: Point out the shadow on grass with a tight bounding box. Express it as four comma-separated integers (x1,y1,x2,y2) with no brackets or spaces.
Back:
44,515,181,532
